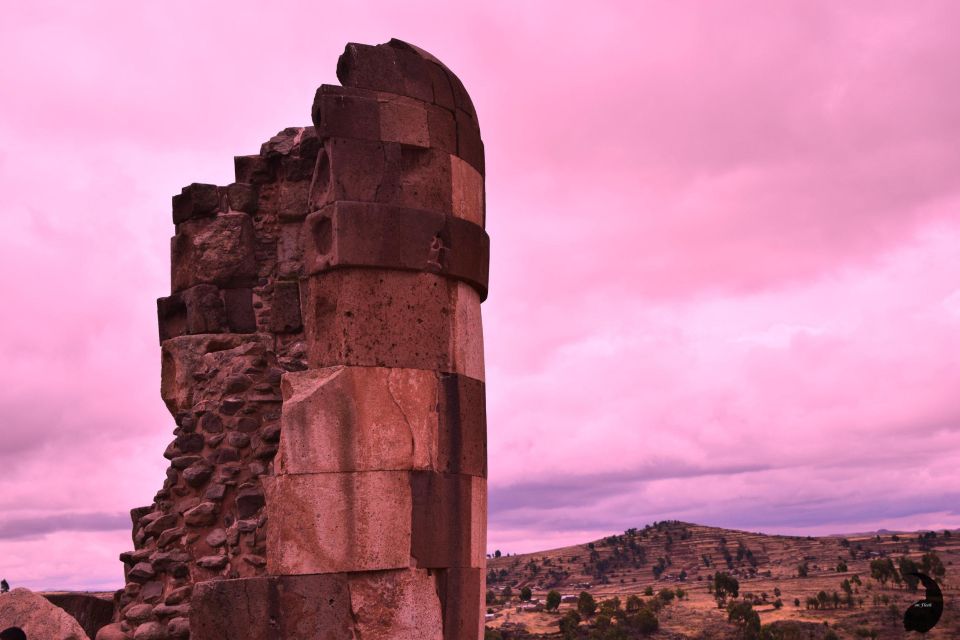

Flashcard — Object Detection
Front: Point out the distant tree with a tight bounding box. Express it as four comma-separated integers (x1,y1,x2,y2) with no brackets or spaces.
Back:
577,591,597,617
793,598,801,607
485,589,496,605
797,562,809,577
501,585,512,599
678,569,687,581
643,586,654,596
657,588,675,603
898,557,921,591
836,560,848,572
519,586,532,601
727,601,761,638
773,598,783,609
494,549,501,558
484,629,503,640
870,558,898,586
675,587,686,600
625,595,643,612
558,610,581,636
921,552,946,579
945,530,952,538
632,608,659,634
712,571,740,602
546,590,561,611
0,580,7,594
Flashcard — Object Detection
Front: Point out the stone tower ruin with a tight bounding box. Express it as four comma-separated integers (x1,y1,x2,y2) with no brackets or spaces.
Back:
104,39,488,640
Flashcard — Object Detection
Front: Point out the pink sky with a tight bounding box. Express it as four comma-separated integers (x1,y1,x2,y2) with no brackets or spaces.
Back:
2,1,959,591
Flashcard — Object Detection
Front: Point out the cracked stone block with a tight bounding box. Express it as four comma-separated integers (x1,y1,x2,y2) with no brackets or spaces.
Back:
276,366,439,474
263,471,412,575
410,472,486,568
348,568,443,640
301,269,484,380
190,574,354,640
303,201,489,299
277,367,486,477
171,212,257,292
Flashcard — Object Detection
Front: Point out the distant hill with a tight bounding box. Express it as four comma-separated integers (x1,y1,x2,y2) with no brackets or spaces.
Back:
484,520,959,639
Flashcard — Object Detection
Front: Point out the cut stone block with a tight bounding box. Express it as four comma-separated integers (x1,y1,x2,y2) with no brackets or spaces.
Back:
170,212,257,292
268,280,302,333
190,574,354,640
157,286,256,342
410,472,486,568
436,568,485,640
172,183,219,225
437,373,487,477
450,155,484,227
277,367,486,477
378,94,430,147
310,138,454,216
303,202,489,299
264,471,412,575
277,366,437,474
456,110,484,175
301,269,484,380
312,85,381,141
348,568,443,640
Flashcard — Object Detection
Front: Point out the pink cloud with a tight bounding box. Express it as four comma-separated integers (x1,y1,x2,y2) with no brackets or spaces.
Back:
1,0,958,586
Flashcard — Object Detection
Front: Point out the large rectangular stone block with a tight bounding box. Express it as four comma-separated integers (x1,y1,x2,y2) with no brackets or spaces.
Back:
436,568,485,640
312,84,381,141
348,568,444,640
410,472,486,568
277,367,486,477
263,471,412,574
277,366,437,474
303,202,489,299
310,138,455,216
301,269,484,380
190,574,354,640
170,212,257,293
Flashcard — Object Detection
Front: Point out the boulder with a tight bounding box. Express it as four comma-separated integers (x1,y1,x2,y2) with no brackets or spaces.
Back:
0,588,90,640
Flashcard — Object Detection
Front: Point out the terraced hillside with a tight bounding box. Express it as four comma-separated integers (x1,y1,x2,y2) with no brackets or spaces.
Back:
485,520,960,639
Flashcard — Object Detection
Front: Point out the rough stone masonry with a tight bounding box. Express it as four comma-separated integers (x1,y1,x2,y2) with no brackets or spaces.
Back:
100,39,488,640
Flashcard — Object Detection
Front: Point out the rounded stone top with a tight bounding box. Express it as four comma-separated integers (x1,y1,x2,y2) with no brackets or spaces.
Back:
336,39,478,124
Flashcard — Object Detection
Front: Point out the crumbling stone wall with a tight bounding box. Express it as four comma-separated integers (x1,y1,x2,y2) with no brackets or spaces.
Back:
106,39,487,640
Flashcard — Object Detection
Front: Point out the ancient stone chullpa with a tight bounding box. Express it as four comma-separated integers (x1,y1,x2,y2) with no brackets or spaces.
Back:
94,39,488,640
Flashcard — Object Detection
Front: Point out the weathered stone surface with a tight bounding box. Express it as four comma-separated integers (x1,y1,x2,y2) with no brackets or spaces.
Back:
277,366,485,477
268,280,302,333
95,623,130,640
172,183,219,225
0,588,90,640
44,592,115,640
310,138,454,215
304,202,489,299
132,621,165,640
183,502,218,527
302,270,484,379
348,569,444,640
311,85,381,141
264,471,412,574
190,575,354,640
170,212,257,293
410,472,487,568
128,563,155,583
277,365,437,474
450,155,484,227
436,568,485,640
